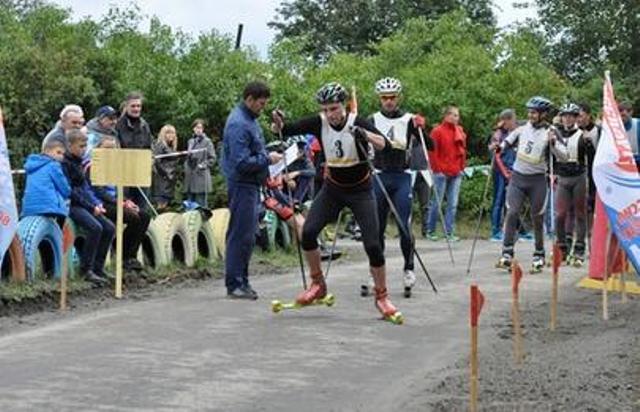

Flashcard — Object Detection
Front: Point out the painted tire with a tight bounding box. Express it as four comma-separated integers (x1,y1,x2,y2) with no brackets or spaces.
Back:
264,211,291,251
17,216,63,281
140,221,168,269
276,218,291,250
209,208,230,260
183,211,217,263
0,235,26,283
146,212,195,267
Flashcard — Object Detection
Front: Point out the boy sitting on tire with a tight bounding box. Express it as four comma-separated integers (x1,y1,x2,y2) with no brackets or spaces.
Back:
21,139,71,228
62,129,114,286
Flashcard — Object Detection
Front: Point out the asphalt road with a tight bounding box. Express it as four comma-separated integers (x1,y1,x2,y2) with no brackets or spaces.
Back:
0,239,590,411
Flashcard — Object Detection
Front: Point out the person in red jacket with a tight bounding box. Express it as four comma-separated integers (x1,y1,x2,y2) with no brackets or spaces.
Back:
426,105,467,241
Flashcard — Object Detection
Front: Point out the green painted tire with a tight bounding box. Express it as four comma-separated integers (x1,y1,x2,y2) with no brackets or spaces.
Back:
145,212,195,267
183,210,217,263
209,208,230,260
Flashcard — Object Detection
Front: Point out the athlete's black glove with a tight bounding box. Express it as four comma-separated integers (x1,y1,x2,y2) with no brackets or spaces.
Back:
350,126,368,146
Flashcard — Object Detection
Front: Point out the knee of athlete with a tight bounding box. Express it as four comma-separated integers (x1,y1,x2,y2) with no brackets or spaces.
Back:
301,225,319,251
531,215,544,226
505,208,519,221
364,241,385,267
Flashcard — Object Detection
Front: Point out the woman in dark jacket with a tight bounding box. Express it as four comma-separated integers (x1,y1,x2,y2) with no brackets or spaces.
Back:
184,119,216,207
152,124,179,210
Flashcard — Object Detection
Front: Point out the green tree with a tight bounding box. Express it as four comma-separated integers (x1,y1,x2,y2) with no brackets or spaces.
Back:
535,0,639,89
268,0,495,62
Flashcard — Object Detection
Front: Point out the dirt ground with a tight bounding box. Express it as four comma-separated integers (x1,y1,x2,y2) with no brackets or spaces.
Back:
0,239,637,411
404,280,639,411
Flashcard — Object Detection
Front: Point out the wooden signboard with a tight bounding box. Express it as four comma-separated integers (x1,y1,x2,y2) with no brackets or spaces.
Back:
91,149,152,187
90,149,152,298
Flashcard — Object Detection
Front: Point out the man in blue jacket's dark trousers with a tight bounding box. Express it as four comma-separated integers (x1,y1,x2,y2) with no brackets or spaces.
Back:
222,82,282,300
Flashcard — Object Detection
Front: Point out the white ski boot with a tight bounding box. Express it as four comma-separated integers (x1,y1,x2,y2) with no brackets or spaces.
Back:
530,255,545,274
495,254,513,270
403,270,416,298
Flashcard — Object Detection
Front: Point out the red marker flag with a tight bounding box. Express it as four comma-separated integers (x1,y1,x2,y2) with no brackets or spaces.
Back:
511,261,523,295
552,242,563,275
470,284,485,327
62,224,74,254
349,86,358,115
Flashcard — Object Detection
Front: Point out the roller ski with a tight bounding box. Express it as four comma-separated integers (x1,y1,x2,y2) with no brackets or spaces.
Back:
403,270,416,298
567,254,584,268
271,272,335,314
271,294,336,313
374,287,403,324
530,255,545,274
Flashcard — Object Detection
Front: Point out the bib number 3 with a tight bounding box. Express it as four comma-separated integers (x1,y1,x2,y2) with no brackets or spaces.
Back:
334,140,344,158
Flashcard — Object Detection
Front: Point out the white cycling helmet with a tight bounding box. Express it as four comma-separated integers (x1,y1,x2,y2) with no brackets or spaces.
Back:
375,77,402,95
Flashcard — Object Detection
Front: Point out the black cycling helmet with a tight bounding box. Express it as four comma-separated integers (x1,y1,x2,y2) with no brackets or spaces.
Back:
558,103,580,116
316,82,348,104
285,135,307,149
526,96,554,112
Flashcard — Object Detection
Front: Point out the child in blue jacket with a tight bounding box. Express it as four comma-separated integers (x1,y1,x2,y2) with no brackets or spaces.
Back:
21,140,71,228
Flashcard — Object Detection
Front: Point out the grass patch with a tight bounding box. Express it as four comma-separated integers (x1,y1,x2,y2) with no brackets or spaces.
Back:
382,215,491,240
254,248,300,269
0,277,91,302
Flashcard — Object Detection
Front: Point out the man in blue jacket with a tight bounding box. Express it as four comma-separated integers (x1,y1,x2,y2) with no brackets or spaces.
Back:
222,81,282,300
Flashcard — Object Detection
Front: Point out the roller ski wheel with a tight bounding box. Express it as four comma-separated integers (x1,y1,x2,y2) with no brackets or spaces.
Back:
360,284,370,297
403,287,412,298
375,287,403,325
271,294,336,314
530,257,545,274
360,277,374,297
385,312,404,325
495,255,512,270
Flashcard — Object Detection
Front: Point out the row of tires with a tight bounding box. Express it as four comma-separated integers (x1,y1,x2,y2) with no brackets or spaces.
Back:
0,209,292,283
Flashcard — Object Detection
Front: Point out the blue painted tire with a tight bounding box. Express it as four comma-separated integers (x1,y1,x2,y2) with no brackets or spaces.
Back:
17,216,63,281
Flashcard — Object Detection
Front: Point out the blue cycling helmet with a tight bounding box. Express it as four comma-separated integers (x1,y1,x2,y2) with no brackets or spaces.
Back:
526,96,554,112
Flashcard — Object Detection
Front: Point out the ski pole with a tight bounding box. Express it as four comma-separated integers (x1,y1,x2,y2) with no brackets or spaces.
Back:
153,148,207,160
549,130,556,242
355,138,438,293
278,129,307,290
324,209,343,280
465,156,495,277
136,187,159,217
417,127,455,266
